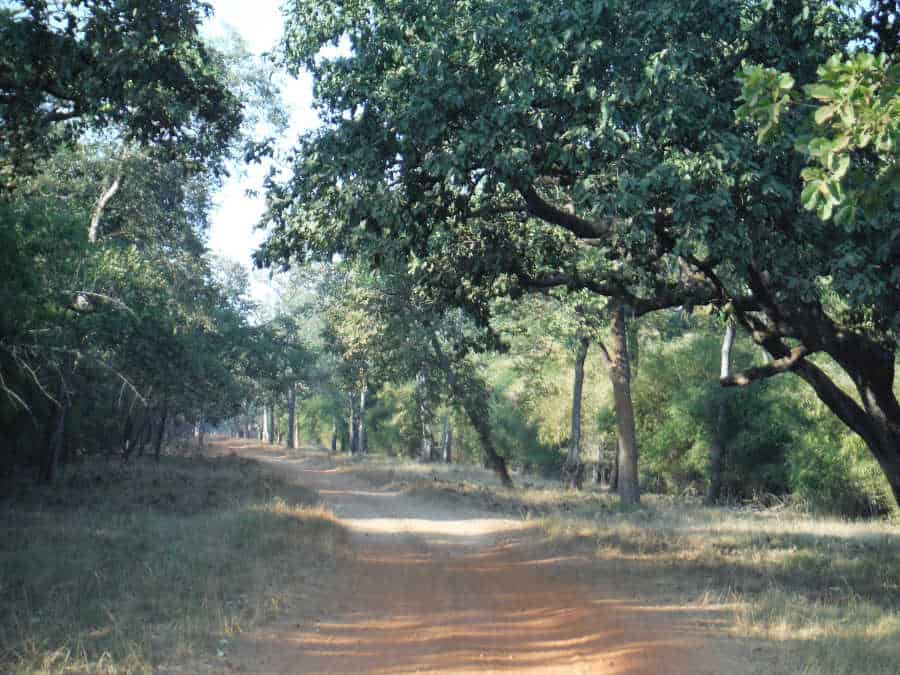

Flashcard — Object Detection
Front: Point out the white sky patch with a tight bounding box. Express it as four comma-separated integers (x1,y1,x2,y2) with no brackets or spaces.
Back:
204,0,322,310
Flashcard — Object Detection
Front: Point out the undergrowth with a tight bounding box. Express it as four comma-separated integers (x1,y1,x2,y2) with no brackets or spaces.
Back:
0,447,341,674
350,454,900,675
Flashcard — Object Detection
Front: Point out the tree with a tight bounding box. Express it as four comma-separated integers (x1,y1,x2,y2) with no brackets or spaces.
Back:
294,261,515,484
707,320,736,504
1,142,257,477
264,0,900,505
0,0,241,185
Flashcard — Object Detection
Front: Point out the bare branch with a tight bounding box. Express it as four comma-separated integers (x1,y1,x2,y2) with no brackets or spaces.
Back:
720,345,809,387
0,343,59,406
88,169,123,243
117,374,147,407
0,369,32,413
594,338,612,368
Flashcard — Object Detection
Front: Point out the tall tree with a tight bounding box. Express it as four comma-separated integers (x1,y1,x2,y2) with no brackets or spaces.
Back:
264,0,900,505
0,0,241,184
707,320,736,504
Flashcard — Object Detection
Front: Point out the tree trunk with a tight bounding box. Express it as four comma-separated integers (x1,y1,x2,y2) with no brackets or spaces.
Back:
726,317,900,506
422,416,435,461
428,333,513,487
803,359,900,507
609,303,640,505
563,336,590,488
609,443,619,491
417,371,436,461
121,413,134,459
358,387,368,454
88,165,122,243
154,400,168,461
594,436,606,485
349,398,359,454
627,313,640,377
812,343,900,506
441,414,453,463
707,321,735,505
267,403,275,444
262,406,268,442
134,414,153,457
468,404,513,487
40,397,67,483
286,385,296,450
726,270,900,507
330,418,338,453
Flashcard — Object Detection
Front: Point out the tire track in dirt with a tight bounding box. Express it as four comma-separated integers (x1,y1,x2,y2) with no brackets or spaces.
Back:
224,442,760,674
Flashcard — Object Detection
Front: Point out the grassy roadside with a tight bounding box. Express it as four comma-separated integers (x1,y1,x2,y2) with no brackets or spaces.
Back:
347,454,900,675
0,446,342,674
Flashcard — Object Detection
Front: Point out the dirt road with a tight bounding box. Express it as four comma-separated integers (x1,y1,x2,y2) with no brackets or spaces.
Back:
225,443,757,674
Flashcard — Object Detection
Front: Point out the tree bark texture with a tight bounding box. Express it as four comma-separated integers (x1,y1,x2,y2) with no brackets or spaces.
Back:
349,398,360,454
722,267,900,506
441,414,453,463
707,321,735,505
358,386,368,454
267,403,275,444
40,397,67,483
286,386,296,450
154,400,168,461
609,303,640,505
88,166,122,243
563,336,590,488
609,443,619,491
417,371,436,461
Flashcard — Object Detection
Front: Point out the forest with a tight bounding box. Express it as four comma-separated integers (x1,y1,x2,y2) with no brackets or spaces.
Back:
1,0,899,673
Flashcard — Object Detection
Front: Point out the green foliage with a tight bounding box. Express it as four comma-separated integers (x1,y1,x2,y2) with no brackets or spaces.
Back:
263,0,900,505
365,382,421,457
489,394,562,474
788,398,897,516
0,0,242,185
738,51,899,224
629,322,895,514
0,140,258,471
632,330,794,496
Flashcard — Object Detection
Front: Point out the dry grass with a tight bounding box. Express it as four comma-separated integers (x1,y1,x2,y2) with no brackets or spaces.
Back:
349,454,900,675
0,450,342,674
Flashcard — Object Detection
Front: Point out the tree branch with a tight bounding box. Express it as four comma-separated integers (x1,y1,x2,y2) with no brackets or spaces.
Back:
520,185,619,239
516,269,716,317
88,161,124,243
720,345,809,386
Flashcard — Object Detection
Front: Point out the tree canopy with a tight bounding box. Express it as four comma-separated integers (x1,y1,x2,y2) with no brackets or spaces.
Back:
261,0,900,503
0,0,244,184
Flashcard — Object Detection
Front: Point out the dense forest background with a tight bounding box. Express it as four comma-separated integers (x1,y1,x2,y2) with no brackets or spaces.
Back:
2,0,899,518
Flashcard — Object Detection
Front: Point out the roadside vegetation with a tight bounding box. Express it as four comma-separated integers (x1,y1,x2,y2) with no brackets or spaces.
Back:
3,1,900,673
0,443,341,674
347,454,900,675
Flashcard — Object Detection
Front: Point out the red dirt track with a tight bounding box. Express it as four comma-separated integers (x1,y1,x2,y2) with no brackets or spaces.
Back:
221,441,760,674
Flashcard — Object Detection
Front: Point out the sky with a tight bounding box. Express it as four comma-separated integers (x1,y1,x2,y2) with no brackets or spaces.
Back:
204,0,319,309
